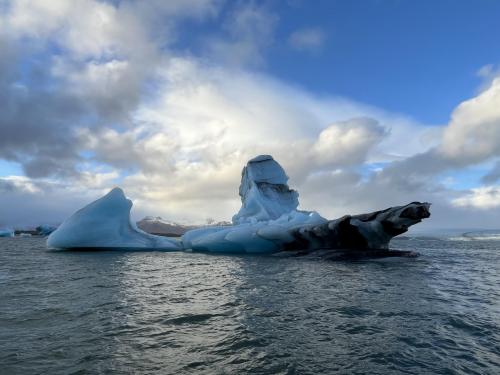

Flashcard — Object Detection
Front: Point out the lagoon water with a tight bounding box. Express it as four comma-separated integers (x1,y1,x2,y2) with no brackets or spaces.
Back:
1,236,499,374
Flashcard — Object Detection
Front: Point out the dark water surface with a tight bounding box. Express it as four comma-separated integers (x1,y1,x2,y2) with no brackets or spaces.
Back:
1,237,499,374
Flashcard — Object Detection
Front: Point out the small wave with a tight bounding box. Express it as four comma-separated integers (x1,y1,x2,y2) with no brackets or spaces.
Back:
449,236,500,241
161,313,220,325
450,230,500,241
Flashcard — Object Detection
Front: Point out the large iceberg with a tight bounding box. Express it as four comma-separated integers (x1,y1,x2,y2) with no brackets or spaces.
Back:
232,155,303,224
47,188,181,250
47,155,430,255
182,155,326,253
182,155,430,254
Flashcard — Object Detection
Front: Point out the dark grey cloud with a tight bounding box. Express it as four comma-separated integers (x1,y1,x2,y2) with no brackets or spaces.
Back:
0,177,99,227
482,159,500,184
0,178,17,193
0,0,225,180
204,1,278,66
0,39,81,177
0,38,148,178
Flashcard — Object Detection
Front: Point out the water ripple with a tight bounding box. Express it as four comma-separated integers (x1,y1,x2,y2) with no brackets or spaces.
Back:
0,237,499,374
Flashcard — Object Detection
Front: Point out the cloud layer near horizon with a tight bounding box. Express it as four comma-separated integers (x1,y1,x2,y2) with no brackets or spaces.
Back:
1,0,500,229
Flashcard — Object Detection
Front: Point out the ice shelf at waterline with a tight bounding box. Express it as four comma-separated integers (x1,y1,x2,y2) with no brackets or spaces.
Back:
47,155,431,253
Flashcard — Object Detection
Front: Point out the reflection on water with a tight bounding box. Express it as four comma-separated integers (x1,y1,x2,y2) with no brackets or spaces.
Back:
0,237,499,374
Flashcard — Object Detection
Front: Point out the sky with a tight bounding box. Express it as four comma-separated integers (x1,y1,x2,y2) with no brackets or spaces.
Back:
1,0,500,229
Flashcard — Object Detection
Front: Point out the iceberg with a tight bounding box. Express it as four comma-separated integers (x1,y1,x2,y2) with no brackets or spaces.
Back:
232,155,304,224
183,155,326,253
0,228,14,238
47,155,430,256
182,155,430,254
36,224,57,236
47,188,181,250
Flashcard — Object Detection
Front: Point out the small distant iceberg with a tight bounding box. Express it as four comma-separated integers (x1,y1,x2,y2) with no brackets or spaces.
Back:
48,155,431,256
398,228,500,241
36,225,58,236
0,228,14,238
451,230,500,241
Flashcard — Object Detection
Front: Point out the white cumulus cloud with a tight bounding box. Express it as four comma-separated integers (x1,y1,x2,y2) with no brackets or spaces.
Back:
2,0,500,229
453,186,500,209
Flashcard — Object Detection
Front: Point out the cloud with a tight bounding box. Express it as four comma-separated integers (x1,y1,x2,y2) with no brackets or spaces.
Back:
440,76,500,164
0,173,115,227
0,51,85,178
476,64,500,92
0,1,149,178
288,27,326,52
357,72,500,197
0,0,220,179
0,176,42,194
2,0,500,229
453,186,500,210
482,160,500,184
204,2,278,66
312,118,387,168
4,0,219,57
55,55,400,222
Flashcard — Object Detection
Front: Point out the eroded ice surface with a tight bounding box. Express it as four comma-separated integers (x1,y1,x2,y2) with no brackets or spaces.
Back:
181,156,430,253
182,155,327,253
232,155,304,224
182,210,326,253
47,188,181,250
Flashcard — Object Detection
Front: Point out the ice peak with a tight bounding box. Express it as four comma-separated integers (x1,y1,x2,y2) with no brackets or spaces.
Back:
108,187,126,198
248,154,273,162
244,154,289,185
232,155,299,224
47,188,180,250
